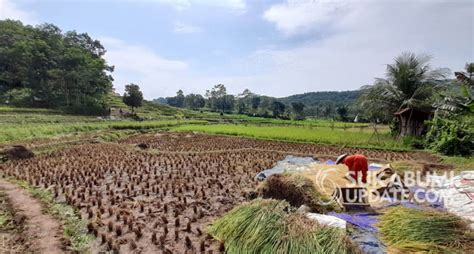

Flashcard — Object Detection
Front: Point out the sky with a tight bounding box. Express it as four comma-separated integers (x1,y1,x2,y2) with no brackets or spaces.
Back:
1,0,473,99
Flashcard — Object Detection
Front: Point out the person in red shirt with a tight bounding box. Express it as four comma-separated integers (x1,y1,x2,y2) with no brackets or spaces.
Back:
336,154,368,184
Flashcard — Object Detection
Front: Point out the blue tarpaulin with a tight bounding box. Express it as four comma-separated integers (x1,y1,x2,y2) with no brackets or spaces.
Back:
328,212,385,253
328,212,379,232
349,227,387,254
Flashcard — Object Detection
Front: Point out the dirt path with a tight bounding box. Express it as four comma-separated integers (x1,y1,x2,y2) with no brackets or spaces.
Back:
0,179,64,253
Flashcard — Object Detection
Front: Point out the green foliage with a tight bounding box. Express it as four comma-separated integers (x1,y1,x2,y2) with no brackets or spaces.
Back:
280,91,360,119
436,62,474,115
159,88,359,120
336,105,349,122
122,83,143,113
251,96,261,110
183,93,205,110
0,20,113,113
378,206,471,253
208,199,354,254
167,90,185,108
425,117,474,156
205,84,235,113
401,135,425,149
1,88,33,106
291,102,305,120
271,100,286,118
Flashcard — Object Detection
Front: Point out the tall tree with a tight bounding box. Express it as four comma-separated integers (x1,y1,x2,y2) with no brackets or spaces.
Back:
291,102,305,120
236,88,255,114
175,90,185,108
271,101,286,118
205,84,232,112
0,20,114,114
336,105,348,121
250,96,261,110
184,93,205,110
123,83,143,113
167,90,185,108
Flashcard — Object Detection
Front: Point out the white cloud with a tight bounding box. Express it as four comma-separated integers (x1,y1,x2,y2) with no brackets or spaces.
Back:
155,0,191,11
0,0,38,24
173,22,202,34
156,0,246,13
250,0,474,95
217,0,246,13
263,0,348,36
100,37,192,97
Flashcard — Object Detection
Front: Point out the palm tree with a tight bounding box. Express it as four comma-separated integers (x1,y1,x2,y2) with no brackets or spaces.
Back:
360,52,448,118
377,52,448,112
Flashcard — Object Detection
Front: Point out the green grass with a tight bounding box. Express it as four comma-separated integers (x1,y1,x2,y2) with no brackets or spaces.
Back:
0,119,206,144
0,106,62,114
0,191,15,232
440,155,474,172
10,179,93,252
0,209,9,228
173,123,405,150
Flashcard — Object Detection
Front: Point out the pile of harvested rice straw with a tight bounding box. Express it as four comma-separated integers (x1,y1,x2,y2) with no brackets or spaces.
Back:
378,206,474,253
208,199,357,254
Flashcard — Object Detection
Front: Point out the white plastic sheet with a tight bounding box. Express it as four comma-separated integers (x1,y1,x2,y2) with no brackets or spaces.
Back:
306,213,347,229
428,171,474,228
255,155,318,181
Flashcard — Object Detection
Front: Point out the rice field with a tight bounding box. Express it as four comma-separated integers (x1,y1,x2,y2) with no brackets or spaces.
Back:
1,107,471,253
0,131,465,253
173,123,402,149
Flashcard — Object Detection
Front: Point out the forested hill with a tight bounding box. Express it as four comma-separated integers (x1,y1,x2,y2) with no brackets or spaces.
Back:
279,90,361,106
0,20,113,115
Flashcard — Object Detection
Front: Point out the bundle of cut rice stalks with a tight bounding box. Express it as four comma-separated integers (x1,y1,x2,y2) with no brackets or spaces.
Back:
208,199,357,254
257,174,338,213
378,206,474,253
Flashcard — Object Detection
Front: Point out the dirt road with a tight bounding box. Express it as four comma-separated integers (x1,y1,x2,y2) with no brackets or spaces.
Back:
0,179,64,253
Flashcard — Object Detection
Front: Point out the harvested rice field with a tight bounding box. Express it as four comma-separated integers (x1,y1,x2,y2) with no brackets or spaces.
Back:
120,132,443,165
0,132,455,253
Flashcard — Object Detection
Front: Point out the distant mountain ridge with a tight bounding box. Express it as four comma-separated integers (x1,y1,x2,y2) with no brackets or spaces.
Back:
278,90,361,106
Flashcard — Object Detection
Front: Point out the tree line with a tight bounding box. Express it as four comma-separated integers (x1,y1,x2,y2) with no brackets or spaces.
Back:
0,20,114,114
156,85,357,121
156,84,311,120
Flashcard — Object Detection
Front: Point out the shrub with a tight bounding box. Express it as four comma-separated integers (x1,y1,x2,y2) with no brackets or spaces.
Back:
425,117,474,156
1,88,34,107
401,136,425,149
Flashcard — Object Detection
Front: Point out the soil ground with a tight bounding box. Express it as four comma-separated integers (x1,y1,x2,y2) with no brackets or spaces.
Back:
0,179,64,253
